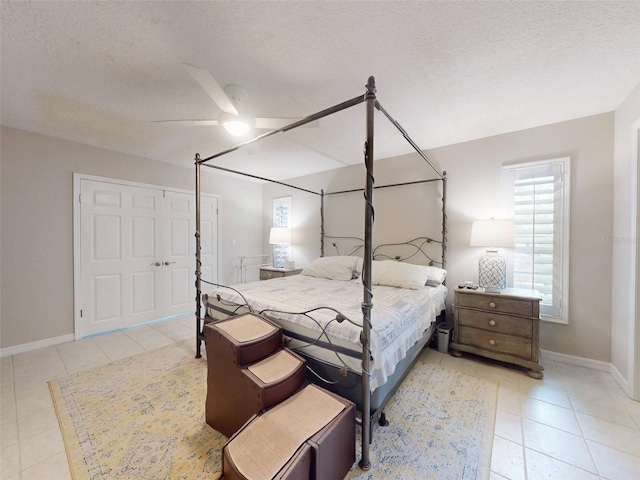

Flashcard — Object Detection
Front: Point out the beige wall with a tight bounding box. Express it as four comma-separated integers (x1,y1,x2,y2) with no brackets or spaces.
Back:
0,127,264,349
1,108,620,364
266,113,615,362
433,113,614,361
611,83,640,395
263,156,446,269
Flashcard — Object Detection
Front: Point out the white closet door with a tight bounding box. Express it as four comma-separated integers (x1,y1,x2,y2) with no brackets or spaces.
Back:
77,178,219,337
80,180,163,336
199,194,219,289
162,191,218,317
163,191,193,317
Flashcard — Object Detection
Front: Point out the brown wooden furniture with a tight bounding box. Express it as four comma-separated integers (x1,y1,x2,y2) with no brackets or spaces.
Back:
259,266,303,281
451,288,544,379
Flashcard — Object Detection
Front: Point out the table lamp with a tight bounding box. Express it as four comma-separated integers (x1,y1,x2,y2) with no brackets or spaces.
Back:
269,227,291,268
470,219,515,292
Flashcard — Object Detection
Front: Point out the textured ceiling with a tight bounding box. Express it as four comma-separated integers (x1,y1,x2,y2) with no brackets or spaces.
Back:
2,1,640,180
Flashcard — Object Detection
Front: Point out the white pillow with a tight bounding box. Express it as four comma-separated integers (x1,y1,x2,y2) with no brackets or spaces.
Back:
423,266,447,286
371,260,430,289
353,257,363,278
301,256,361,281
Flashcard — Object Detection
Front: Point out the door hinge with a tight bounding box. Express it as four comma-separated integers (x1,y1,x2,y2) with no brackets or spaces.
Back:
80,309,83,318
79,194,81,203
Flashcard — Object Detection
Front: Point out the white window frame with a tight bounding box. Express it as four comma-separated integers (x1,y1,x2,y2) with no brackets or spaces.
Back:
503,157,571,324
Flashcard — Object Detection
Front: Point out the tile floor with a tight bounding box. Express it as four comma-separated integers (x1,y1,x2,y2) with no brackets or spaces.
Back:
1,315,639,479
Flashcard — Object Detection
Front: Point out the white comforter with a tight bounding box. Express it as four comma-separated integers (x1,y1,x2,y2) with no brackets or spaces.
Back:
207,274,447,390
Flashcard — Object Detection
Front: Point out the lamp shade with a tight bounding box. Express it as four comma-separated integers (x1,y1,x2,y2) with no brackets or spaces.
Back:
269,227,291,245
470,219,515,248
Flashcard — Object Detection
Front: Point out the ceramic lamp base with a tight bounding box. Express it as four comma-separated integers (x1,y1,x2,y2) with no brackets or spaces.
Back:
478,253,506,290
273,245,287,268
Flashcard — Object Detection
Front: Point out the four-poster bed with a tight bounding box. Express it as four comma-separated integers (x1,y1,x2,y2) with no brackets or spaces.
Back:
195,76,447,471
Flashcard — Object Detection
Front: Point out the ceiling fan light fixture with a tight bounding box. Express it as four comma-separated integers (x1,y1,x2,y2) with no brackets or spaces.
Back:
223,119,251,136
219,111,253,136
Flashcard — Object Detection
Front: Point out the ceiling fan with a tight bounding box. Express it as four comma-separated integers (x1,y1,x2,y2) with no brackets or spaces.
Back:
154,64,316,136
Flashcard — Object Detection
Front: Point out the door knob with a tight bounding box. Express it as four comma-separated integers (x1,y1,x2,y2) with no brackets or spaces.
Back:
151,262,162,267
164,261,176,266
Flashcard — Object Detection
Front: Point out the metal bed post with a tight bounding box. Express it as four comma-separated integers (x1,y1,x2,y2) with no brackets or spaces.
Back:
320,189,325,257
442,171,448,270
195,154,203,358
360,75,376,471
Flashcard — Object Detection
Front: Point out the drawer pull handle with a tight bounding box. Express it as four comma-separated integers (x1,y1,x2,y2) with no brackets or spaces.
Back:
489,320,496,326
489,339,496,346
489,302,496,308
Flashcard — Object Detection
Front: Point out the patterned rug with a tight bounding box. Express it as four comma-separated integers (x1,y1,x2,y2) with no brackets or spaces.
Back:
49,341,497,480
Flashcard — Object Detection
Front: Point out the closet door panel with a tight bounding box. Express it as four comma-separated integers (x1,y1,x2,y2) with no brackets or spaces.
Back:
80,180,163,336
199,195,219,283
163,192,193,316
163,192,218,317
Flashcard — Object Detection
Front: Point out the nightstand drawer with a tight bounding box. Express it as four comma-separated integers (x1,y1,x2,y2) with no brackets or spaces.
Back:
259,268,302,281
458,327,532,359
457,292,533,317
260,269,283,280
458,309,532,337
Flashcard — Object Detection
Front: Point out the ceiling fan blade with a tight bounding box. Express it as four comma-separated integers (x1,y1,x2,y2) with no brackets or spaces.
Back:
254,117,319,130
152,119,220,126
183,64,238,116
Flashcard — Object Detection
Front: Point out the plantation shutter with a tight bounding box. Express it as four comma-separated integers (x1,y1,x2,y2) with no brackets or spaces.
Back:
505,159,569,322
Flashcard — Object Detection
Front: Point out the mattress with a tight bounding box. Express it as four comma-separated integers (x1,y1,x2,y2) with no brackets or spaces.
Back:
204,274,447,391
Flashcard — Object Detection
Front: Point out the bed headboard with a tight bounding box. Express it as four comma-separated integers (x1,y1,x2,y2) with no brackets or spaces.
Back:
323,235,445,268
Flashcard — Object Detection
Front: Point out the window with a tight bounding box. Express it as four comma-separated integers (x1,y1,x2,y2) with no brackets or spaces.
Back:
503,158,570,323
272,196,292,264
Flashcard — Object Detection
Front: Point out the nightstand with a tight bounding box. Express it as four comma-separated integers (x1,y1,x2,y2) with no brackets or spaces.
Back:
259,266,303,281
450,288,544,379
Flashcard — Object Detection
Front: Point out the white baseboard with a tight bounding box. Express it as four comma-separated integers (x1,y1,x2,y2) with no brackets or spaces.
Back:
0,334,75,358
541,349,636,398
609,363,632,398
541,349,611,372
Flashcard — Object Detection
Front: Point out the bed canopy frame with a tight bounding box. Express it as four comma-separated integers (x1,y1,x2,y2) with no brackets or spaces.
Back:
194,76,446,470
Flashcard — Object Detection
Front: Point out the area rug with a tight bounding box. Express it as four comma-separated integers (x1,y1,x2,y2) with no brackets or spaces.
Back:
345,360,497,480
49,341,497,480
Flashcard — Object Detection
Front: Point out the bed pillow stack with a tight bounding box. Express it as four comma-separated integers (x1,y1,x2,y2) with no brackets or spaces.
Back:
371,261,447,289
301,257,446,287
424,266,447,286
371,260,429,289
301,256,362,281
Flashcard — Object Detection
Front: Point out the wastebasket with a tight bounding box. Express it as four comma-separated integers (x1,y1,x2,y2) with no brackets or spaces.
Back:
437,322,453,354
